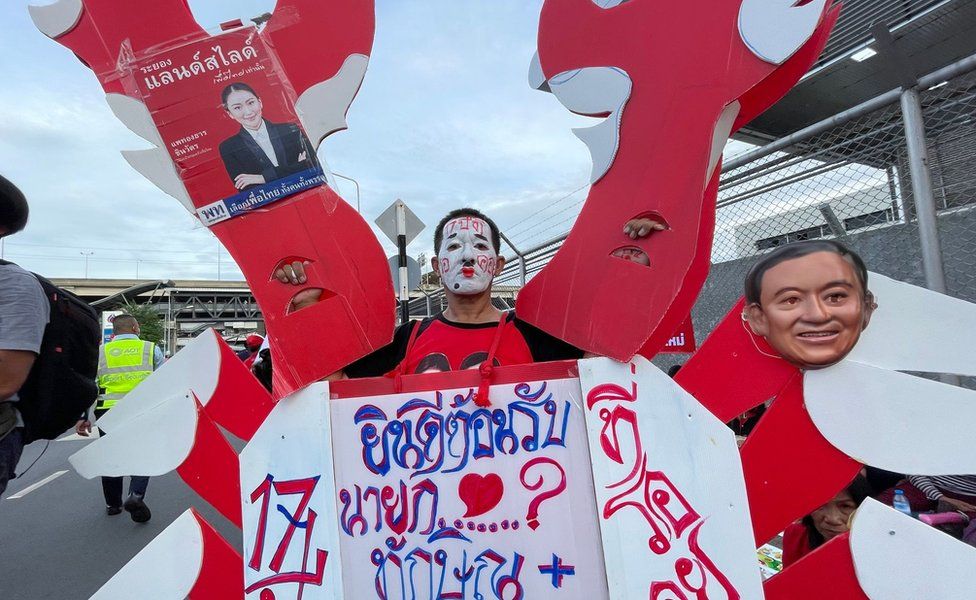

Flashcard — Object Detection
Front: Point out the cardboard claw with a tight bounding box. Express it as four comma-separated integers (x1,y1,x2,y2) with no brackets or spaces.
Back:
217,186,393,398
105,93,164,147
846,273,976,377
521,0,835,359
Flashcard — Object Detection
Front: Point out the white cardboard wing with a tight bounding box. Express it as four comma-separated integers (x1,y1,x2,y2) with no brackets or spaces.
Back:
69,391,198,478
239,383,344,600
805,361,976,475
846,273,976,377
91,509,203,599
578,356,763,599
850,499,976,600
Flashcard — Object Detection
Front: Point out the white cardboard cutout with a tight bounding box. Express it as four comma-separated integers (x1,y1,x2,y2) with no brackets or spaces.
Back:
27,0,83,39
527,52,551,93
295,53,369,149
577,357,764,599
92,509,203,599
240,383,344,600
103,94,196,212
547,67,632,184
738,0,829,65
95,328,221,432
805,360,976,475
105,93,165,148
69,392,197,479
850,499,976,600
708,101,741,179
119,147,194,211
847,273,976,377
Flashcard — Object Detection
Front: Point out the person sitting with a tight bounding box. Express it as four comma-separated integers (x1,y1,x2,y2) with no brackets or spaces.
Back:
781,474,873,567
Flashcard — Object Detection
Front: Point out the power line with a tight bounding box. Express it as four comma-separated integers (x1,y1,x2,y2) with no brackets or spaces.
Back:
501,183,589,239
2,251,240,268
4,241,223,255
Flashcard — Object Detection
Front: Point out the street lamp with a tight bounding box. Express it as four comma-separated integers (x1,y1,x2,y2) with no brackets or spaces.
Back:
332,172,361,213
80,251,94,278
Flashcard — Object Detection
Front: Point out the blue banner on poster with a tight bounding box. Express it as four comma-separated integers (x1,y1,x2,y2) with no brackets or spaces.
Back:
196,167,327,226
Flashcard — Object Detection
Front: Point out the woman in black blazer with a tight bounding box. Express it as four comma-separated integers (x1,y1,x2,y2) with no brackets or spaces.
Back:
218,83,319,190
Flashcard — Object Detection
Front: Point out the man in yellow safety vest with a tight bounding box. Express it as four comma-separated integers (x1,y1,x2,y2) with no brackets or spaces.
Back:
75,314,164,522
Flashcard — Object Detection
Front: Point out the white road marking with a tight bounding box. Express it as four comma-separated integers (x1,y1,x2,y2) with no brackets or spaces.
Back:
5,469,69,500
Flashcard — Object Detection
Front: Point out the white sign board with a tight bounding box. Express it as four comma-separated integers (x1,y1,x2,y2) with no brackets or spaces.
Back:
578,356,763,599
239,359,759,599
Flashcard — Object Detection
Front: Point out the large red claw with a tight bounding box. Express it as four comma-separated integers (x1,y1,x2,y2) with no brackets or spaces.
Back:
218,186,393,397
34,1,394,393
520,0,836,359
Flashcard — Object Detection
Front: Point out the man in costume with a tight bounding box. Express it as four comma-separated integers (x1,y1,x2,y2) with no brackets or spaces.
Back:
275,208,664,378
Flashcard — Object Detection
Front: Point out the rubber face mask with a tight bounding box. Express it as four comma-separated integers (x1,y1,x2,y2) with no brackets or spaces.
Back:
437,216,498,295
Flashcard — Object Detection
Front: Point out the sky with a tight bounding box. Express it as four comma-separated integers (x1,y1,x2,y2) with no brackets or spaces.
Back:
0,0,755,281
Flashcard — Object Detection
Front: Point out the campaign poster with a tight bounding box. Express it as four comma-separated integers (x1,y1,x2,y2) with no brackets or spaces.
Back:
120,27,326,226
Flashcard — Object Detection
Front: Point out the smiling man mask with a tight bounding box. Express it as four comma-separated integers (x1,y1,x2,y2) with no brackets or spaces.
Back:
742,240,877,369
434,212,502,296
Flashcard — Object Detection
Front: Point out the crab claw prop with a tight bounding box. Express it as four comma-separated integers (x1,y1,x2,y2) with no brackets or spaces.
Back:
31,0,392,396
518,0,839,360
91,509,244,599
69,330,276,527
679,275,976,597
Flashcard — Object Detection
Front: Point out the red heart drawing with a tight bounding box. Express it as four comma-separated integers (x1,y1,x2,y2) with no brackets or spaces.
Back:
458,473,504,518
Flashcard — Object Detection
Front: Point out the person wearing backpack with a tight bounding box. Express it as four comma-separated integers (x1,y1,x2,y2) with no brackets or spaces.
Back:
76,314,164,522
0,175,50,495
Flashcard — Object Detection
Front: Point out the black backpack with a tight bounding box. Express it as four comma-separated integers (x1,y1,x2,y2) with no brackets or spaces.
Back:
1,261,100,442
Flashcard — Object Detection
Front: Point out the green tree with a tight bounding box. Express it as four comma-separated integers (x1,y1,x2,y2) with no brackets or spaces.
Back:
122,303,164,346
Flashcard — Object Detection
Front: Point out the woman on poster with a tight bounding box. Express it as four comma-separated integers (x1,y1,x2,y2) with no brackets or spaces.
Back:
218,82,320,190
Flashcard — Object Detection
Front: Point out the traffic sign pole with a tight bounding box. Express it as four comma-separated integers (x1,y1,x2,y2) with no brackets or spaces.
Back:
396,201,410,324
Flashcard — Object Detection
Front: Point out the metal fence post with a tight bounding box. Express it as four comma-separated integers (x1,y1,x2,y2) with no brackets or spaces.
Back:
499,231,527,288
899,86,948,295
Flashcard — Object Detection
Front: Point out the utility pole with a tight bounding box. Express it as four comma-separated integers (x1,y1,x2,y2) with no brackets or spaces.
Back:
80,251,94,278
217,241,222,281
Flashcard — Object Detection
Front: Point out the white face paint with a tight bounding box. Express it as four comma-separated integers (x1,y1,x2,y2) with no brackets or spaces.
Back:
437,216,498,295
